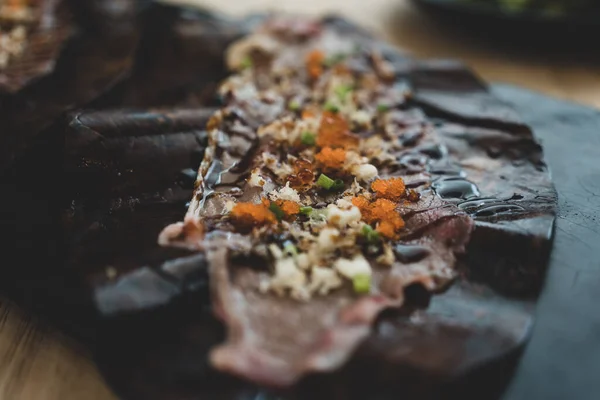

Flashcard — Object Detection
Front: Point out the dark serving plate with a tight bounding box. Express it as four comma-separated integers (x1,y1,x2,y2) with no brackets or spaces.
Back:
0,2,598,399
413,0,600,49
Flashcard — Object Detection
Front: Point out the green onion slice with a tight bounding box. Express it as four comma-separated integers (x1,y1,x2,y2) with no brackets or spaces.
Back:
335,84,353,101
288,99,301,111
299,206,313,215
300,131,316,146
269,202,285,221
361,224,380,244
316,173,335,190
240,56,253,69
324,101,340,113
353,274,371,294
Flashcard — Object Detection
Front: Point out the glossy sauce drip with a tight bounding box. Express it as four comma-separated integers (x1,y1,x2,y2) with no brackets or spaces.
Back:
427,163,466,178
474,204,525,217
393,244,431,263
418,143,447,160
457,197,499,211
432,177,480,200
400,128,423,147
457,197,526,218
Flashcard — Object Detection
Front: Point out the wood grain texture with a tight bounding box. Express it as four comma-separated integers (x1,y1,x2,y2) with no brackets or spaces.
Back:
0,1,597,399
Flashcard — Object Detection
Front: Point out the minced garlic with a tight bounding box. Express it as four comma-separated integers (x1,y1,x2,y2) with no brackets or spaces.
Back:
269,182,302,203
334,254,372,279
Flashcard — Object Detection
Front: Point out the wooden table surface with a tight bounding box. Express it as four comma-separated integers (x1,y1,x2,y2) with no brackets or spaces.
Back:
1,1,598,399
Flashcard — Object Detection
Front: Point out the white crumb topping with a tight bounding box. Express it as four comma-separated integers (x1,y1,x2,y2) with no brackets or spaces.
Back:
247,168,267,187
352,163,378,182
351,110,372,128
269,182,301,203
224,200,236,213
334,254,372,279
269,257,309,301
269,243,284,259
0,25,28,69
296,253,311,270
344,149,378,182
225,33,280,70
335,198,353,209
261,152,293,178
376,243,395,267
258,117,293,142
219,75,257,101
309,266,343,295
317,227,340,254
326,204,361,229
360,135,397,164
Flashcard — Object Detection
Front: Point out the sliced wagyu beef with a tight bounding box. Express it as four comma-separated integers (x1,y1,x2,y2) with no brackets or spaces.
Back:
158,15,478,387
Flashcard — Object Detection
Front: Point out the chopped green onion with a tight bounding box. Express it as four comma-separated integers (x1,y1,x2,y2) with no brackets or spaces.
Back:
269,202,285,221
361,224,380,244
323,101,340,113
240,56,253,69
288,99,301,111
310,209,328,221
352,274,371,294
283,241,298,257
299,206,313,215
334,84,353,101
376,104,389,113
331,179,345,191
300,131,316,146
323,53,347,67
316,173,335,190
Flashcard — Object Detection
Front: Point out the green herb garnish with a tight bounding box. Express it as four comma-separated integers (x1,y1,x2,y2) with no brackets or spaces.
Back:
288,99,301,111
323,53,347,67
310,209,328,221
300,131,316,146
324,101,340,113
299,206,313,215
376,104,390,113
240,56,253,69
269,202,285,221
334,84,353,101
331,179,345,191
361,224,380,244
316,173,335,190
352,274,371,294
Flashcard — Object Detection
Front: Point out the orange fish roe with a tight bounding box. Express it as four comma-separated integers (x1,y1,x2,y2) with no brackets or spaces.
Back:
369,198,398,222
371,177,407,201
287,158,314,190
352,197,405,239
276,200,300,216
302,109,315,119
306,49,325,80
351,196,370,216
230,202,276,228
333,63,350,75
375,214,405,239
315,147,346,170
316,111,359,149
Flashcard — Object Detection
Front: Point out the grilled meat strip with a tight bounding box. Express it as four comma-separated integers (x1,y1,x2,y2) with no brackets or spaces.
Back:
159,15,475,387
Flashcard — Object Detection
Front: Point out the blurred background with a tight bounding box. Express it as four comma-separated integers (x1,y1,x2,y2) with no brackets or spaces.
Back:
169,0,600,108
